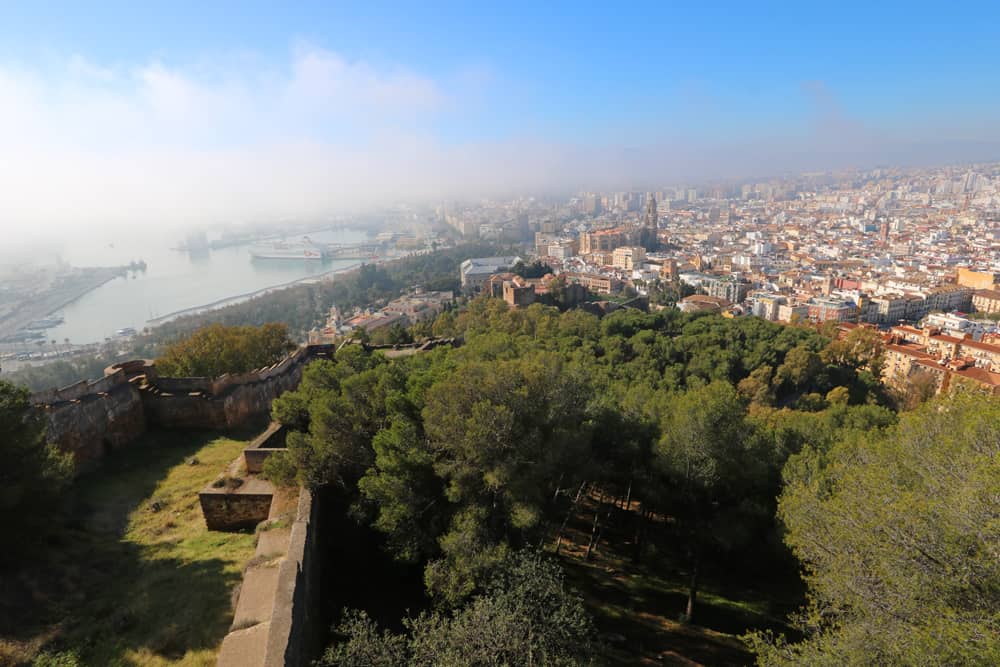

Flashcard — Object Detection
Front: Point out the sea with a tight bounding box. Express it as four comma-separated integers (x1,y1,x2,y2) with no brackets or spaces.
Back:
43,226,369,345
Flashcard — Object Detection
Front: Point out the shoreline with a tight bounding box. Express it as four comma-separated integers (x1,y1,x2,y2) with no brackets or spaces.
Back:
0,267,124,340
44,272,121,316
145,260,364,326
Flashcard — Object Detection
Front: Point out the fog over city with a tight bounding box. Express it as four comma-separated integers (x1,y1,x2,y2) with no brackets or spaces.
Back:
8,5,1000,666
4,42,1000,254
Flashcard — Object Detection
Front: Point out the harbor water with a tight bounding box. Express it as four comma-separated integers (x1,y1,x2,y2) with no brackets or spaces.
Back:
44,227,369,344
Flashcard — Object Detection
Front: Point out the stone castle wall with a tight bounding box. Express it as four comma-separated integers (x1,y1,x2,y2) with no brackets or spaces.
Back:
32,345,334,467
265,488,323,667
37,380,146,465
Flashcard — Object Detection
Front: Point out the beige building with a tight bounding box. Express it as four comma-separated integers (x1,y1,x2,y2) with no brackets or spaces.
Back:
565,271,618,294
611,246,646,271
972,289,1000,315
777,303,810,322
589,251,614,266
889,325,1000,373
546,239,577,260
580,227,630,254
883,335,1000,397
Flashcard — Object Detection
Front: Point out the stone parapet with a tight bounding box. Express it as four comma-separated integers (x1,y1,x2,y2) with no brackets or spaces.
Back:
31,345,334,470
217,487,322,667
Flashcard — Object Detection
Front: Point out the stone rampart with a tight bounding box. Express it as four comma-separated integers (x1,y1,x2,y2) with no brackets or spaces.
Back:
31,367,131,404
37,380,146,466
152,377,214,394
243,422,287,474
215,487,322,667
264,488,322,667
32,345,335,469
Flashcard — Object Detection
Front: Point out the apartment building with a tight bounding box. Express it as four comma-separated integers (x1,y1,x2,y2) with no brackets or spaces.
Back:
972,288,1000,315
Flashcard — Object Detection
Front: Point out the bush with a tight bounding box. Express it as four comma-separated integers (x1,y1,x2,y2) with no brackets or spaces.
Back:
32,650,83,667
0,380,73,564
321,550,597,666
261,450,298,487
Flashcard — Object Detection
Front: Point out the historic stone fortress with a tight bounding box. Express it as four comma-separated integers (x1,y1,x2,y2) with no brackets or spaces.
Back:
31,344,335,467
29,345,336,666
28,338,466,666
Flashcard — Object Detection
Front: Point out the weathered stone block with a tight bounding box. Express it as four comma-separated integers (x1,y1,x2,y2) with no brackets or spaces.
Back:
199,490,273,531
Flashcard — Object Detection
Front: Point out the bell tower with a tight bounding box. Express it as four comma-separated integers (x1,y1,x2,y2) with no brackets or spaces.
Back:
641,193,658,251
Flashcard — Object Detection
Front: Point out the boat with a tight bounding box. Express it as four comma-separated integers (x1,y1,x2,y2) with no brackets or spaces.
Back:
249,239,326,260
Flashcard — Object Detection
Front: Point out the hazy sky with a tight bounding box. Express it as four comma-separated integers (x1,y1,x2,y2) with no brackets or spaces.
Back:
3,1,1000,242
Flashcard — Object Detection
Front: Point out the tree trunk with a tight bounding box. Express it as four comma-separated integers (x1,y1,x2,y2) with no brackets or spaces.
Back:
554,481,587,555
592,489,618,557
585,489,603,560
685,552,699,623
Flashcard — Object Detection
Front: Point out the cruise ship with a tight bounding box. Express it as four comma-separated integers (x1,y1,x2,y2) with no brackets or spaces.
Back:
249,239,326,260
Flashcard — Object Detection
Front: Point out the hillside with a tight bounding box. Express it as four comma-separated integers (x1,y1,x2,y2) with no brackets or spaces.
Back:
1,432,258,666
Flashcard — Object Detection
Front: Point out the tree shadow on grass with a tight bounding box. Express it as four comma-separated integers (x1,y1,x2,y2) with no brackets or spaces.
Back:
69,429,226,532
563,557,757,667
49,545,244,664
2,425,264,664
556,498,802,667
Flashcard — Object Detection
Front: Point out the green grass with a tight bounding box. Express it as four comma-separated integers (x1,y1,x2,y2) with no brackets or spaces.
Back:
1,430,258,667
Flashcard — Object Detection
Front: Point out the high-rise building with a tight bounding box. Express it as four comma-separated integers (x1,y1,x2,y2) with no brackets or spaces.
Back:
584,194,602,216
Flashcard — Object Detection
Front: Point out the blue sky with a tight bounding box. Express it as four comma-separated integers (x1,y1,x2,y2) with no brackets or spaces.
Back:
4,1,999,135
1,1,999,231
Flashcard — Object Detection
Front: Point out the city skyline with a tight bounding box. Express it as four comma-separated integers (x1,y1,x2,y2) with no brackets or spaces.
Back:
6,7,1000,666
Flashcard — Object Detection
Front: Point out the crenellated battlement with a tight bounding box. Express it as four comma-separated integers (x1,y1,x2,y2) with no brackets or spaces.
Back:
32,344,335,468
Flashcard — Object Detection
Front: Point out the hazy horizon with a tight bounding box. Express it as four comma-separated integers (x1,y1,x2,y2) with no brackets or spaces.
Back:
4,2,1000,251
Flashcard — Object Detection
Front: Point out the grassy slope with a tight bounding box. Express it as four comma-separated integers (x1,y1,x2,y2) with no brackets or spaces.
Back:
2,431,257,667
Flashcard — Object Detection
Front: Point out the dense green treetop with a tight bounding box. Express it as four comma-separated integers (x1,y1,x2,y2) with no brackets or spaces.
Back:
155,323,295,378
321,550,596,667
511,260,555,279
267,298,894,624
749,392,1000,666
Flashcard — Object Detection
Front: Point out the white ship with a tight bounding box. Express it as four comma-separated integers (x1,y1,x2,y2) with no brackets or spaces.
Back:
249,238,325,260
